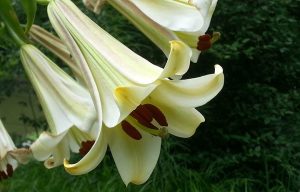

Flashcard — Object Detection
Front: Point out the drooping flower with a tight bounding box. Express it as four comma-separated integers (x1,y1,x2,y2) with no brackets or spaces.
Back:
19,44,105,167
30,122,106,169
83,0,219,62
46,0,224,185
0,120,30,180
64,65,223,185
20,44,97,135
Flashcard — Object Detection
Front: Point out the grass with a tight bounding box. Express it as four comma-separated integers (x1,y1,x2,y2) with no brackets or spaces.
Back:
1,139,297,192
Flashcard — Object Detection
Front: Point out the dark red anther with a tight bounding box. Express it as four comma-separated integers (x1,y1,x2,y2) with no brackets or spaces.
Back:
6,164,13,177
197,34,212,51
143,104,168,126
0,171,8,180
79,140,95,157
121,121,142,140
131,105,157,129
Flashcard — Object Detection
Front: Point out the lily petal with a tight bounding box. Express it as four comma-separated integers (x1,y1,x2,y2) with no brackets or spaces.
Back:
130,0,204,32
108,125,161,185
151,101,205,138
30,131,68,162
20,44,96,134
64,127,107,175
151,65,224,108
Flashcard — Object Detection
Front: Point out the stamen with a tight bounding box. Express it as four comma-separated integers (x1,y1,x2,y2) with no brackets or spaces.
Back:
0,170,8,180
131,105,157,129
128,104,169,138
197,34,211,51
143,104,168,126
79,140,95,157
6,164,13,177
121,121,142,140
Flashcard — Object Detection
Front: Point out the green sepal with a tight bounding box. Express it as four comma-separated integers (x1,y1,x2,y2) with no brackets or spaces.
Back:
21,0,37,34
0,0,28,46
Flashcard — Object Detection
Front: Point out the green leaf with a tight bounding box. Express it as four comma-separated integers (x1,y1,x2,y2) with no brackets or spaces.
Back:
21,0,37,34
0,0,28,45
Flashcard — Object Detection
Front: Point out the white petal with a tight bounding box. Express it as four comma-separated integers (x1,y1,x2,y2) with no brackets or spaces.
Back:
30,131,68,161
151,102,205,138
44,137,70,169
131,0,204,32
195,0,218,34
29,25,84,82
159,41,191,79
151,65,224,108
20,45,97,134
0,120,16,159
64,126,107,175
108,125,161,185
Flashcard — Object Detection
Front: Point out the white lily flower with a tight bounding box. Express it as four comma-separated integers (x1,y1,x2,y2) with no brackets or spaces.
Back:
0,120,19,180
84,0,219,62
30,122,106,169
64,65,224,185
46,0,224,185
20,44,97,134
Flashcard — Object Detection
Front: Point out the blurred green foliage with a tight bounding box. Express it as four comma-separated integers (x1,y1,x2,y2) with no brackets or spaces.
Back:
0,0,300,191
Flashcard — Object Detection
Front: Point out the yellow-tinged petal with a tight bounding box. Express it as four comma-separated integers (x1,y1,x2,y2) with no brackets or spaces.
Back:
114,84,159,127
108,125,161,185
130,0,204,32
159,40,191,79
150,101,205,138
64,127,107,175
151,65,224,108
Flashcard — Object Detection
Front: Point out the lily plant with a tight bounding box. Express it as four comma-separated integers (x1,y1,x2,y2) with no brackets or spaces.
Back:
43,0,224,185
83,0,219,62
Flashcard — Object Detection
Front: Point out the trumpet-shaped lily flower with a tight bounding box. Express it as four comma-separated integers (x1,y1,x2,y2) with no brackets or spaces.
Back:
0,120,30,180
20,44,97,135
64,65,224,185
46,0,224,185
83,0,219,62
30,122,106,169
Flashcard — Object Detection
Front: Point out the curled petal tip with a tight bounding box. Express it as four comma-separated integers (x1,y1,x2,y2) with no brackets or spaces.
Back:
214,64,223,74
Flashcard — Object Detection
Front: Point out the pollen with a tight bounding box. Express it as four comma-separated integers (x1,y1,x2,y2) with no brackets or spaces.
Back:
197,34,212,51
121,120,142,140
